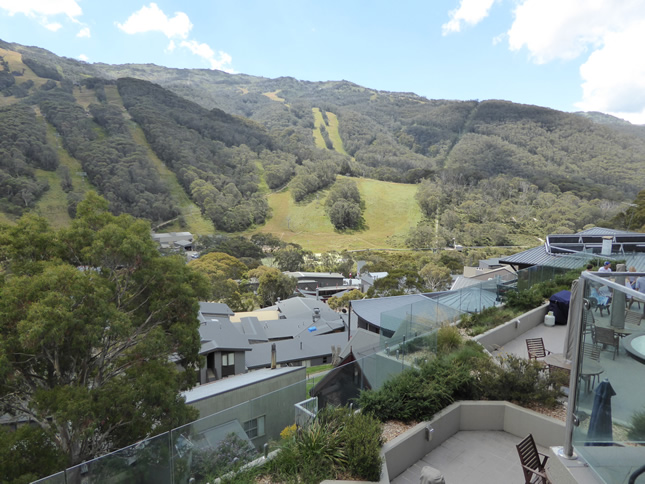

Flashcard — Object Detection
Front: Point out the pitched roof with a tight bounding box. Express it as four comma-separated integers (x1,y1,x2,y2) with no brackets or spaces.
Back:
500,228,645,269
199,302,235,317
283,271,344,279
276,297,339,321
339,328,382,359
230,309,280,322
244,332,349,368
198,314,252,353
427,286,498,314
182,367,303,403
450,267,516,291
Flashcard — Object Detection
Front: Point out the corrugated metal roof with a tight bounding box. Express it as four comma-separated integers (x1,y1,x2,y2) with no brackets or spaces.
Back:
576,227,637,236
182,367,302,403
450,276,482,291
431,286,499,313
501,246,645,271
499,246,594,269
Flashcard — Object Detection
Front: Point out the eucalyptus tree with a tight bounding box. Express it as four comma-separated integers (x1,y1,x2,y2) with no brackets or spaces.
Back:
0,192,209,468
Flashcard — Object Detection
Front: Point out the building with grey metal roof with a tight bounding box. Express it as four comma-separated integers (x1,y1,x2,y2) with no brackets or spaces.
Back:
500,228,645,271
244,331,349,369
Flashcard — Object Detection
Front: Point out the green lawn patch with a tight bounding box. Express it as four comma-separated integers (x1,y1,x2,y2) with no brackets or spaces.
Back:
251,176,422,252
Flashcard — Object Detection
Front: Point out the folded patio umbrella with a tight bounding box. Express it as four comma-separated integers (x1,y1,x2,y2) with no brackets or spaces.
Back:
586,379,616,446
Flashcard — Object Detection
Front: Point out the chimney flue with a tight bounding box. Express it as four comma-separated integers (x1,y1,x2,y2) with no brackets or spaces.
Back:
271,343,276,369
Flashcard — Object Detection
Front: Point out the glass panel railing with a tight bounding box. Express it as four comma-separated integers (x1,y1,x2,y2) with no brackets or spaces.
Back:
571,272,645,483
170,377,307,482
63,431,172,484
30,471,66,484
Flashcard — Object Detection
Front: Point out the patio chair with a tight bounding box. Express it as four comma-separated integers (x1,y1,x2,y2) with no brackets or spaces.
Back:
516,434,551,484
625,310,643,327
526,338,551,361
582,308,596,342
589,293,612,317
592,326,620,360
581,343,602,391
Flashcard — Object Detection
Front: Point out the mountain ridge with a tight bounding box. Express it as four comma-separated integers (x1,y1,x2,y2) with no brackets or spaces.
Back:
0,38,644,249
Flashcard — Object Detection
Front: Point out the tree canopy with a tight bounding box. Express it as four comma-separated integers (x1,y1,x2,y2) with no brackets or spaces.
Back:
0,192,209,476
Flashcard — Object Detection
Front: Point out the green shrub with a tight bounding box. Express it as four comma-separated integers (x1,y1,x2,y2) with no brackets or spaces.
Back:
358,350,481,423
437,325,462,354
459,306,524,336
477,355,566,408
628,409,645,441
505,289,545,312
358,346,564,426
191,433,257,482
265,406,383,483
267,419,344,483
317,407,383,481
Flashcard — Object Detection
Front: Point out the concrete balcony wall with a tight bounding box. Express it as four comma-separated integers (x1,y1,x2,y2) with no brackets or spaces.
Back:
380,401,565,482
474,303,550,353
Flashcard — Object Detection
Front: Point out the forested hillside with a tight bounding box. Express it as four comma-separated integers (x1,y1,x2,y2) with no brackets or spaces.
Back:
0,38,644,247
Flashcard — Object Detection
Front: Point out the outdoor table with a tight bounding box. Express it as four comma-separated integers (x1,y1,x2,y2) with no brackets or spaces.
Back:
544,353,604,393
608,328,644,354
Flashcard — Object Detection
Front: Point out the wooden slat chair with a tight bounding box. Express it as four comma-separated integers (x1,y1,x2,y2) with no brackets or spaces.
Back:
582,308,596,342
581,343,602,391
526,338,551,361
592,326,620,360
516,434,551,484
625,310,643,327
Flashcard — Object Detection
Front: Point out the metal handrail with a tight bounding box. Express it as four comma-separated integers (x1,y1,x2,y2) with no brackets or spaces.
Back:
629,464,645,484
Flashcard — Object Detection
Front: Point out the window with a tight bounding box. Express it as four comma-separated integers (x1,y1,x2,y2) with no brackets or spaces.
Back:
221,352,235,377
243,416,265,439
222,352,235,366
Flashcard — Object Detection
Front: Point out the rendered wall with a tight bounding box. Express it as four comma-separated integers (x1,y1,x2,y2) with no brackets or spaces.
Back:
474,303,549,352
188,367,306,449
381,401,565,482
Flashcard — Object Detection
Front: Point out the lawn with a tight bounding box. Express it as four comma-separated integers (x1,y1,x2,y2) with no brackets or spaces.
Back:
250,176,423,252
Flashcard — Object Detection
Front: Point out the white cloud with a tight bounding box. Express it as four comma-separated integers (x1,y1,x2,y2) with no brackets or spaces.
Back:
179,40,233,72
45,22,62,32
507,0,645,122
507,0,642,64
77,27,90,38
117,3,192,39
442,0,496,35
166,40,176,53
0,0,82,19
575,20,645,124
78,54,88,61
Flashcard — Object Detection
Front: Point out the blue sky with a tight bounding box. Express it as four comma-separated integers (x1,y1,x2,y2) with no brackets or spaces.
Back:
1,1,644,123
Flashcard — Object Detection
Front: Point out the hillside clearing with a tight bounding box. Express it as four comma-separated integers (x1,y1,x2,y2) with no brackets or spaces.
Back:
33,119,93,227
251,177,422,252
127,118,215,235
